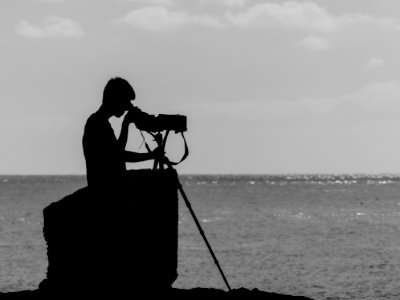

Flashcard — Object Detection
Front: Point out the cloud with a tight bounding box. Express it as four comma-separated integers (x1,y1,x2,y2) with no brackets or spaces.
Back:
29,0,65,2
225,1,400,32
220,0,246,7
299,35,331,51
116,6,224,30
197,0,246,7
226,2,338,31
16,16,84,38
339,13,400,31
117,0,173,5
367,57,385,67
115,2,400,33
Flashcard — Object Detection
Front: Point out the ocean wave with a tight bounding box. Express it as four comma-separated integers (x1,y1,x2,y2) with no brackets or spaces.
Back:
180,174,400,186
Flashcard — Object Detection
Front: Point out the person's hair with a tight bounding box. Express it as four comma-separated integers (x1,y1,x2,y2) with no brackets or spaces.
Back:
102,77,135,105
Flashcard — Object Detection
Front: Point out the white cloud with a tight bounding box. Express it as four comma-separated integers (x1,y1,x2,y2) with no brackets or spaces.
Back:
16,16,84,38
29,0,65,2
143,0,172,4
220,0,246,7
226,2,338,31
117,0,172,5
114,2,400,32
299,35,331,51
197,0,246,7
116,6,224,30
225,1,400,32
339,13,400,31
367,57,385,67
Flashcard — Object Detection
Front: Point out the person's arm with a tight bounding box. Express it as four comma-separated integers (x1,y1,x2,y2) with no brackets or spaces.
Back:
123,150,154,163
118,119,130,149
118,106,147,149
122,144,165,163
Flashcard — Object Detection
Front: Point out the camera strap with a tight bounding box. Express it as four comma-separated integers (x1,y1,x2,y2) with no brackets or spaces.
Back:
168,132,189,166
139,130,189,166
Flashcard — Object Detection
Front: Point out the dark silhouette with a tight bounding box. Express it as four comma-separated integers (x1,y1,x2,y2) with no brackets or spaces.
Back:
38,77,179,296
82,77,160,188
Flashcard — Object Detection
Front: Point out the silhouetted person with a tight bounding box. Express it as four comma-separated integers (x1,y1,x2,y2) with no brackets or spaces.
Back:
82,77,160,189
38,77,178,295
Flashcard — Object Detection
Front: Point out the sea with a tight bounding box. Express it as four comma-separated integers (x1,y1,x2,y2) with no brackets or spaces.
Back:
1,174,400,300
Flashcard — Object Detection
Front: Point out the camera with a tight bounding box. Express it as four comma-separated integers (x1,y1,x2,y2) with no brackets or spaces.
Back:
129,106,187,133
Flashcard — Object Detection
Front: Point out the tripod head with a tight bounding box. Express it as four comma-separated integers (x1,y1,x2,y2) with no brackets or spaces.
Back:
141,129,188,171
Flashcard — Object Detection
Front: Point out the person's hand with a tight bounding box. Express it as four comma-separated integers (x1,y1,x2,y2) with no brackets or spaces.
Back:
152,145,165,160
123,108,137,125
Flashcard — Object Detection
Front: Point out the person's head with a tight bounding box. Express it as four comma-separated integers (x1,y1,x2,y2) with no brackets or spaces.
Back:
102,77,135,117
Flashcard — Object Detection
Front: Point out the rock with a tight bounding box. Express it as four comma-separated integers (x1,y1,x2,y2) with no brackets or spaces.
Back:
40,169,179,295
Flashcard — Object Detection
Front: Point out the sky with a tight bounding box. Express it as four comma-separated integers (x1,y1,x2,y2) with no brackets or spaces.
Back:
2,0,400,174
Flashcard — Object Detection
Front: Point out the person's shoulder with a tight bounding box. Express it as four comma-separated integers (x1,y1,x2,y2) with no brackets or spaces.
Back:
85,112,107,129
86,112,99,123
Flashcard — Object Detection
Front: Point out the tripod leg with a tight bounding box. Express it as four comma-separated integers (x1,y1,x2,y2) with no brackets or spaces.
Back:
153,131,168,170
153,158,159,170
168,162,232,291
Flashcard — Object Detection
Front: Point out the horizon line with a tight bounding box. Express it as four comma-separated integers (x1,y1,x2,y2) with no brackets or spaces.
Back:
1,172,400,176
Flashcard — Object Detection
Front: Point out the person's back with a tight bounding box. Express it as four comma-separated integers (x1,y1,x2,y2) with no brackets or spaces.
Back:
82,77,159,192
83,111,126,188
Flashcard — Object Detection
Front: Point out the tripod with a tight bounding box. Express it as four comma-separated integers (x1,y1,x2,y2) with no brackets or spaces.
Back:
143,130,232,292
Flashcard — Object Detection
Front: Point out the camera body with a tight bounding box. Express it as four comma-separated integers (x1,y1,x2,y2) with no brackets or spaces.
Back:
130,106,187,133
154,114,187,133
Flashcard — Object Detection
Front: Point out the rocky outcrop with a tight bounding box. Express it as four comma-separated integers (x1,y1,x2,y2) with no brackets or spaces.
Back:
40,169,179,295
